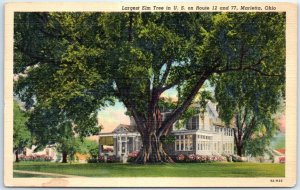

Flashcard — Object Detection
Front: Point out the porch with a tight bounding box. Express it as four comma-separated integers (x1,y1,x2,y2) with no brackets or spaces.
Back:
98,133,142,158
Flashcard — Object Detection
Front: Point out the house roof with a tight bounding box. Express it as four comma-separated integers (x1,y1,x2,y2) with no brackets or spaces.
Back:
112,124,136,133
275,148,285,155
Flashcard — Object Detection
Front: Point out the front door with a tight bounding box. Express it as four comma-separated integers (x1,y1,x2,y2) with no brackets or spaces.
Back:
122,141,126,154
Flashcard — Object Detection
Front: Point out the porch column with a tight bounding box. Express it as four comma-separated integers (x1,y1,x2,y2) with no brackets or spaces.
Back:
118,135,122,156
125,135,128,155
113,136,117,156
132,137,135,151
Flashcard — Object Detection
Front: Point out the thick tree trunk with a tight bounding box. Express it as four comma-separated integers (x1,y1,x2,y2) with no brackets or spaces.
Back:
62,151,68,163
135,132,174,164
15,150,19,163
134,106,174,164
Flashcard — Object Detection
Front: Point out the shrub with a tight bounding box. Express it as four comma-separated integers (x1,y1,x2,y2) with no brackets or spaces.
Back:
279,156,285,163
176,154,186,162
19,154,53,162
175,154,225,163
221,154,231,162
107,155,117,163
127,151,139,162
87,158,98,163
187,154,196,162
98,155,105,163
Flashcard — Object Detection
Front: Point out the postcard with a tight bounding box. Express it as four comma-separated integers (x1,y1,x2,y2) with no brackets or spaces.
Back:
4,2,297,187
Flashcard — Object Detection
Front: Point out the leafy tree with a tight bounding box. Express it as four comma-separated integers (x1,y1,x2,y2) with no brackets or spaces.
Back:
213,70,284,156
77,139,99,160
14,13,106,163
14,12,285,163
13,100,31,162
26,105,100,163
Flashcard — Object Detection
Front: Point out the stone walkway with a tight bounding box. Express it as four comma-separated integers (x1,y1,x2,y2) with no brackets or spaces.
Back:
13,170,87,178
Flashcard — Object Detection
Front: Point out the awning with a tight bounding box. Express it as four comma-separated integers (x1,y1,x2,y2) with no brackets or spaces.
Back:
99,136,114,145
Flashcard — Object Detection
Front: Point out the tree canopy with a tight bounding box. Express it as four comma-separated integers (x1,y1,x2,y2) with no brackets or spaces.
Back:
14,12,285,163
213,70,284,156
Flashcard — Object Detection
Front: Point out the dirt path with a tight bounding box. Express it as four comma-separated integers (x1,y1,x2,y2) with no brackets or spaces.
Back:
13,170,87,178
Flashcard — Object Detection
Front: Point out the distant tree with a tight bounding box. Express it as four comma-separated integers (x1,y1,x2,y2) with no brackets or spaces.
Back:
77,139,99,160
14,12,285,163
213,70,284,156
13,100,31,162
26,105,100,163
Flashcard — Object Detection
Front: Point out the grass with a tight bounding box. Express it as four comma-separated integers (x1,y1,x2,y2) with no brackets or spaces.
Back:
13,161,285,177
13,172,59,178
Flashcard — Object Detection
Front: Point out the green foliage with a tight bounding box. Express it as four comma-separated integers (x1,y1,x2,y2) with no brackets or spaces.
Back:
26,104,100,161
160,135,175,145
13,100,31,152
244,117,280,156
77,139,99,159
214,70,284,156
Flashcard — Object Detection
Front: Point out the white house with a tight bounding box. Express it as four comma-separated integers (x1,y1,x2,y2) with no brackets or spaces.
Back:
167,102,234,156
98,102,234,158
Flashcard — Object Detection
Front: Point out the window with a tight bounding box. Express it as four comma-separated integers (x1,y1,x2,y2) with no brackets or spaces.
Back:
175,135,193,151
192,116,199,130
187,116,199,130
176,140,180,151
215,127,219,133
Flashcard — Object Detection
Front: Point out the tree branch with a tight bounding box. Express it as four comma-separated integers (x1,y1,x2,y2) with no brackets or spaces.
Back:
214,56,282,77
157,71,209,136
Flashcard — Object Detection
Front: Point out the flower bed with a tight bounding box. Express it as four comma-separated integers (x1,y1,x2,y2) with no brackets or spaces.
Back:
127,151,139,162
279,156,285,163
88,155,119,163
19,154,53,162
175,154,226,163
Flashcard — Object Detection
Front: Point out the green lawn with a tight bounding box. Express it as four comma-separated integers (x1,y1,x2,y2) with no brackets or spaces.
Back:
13,172,59,178
13,162,285,177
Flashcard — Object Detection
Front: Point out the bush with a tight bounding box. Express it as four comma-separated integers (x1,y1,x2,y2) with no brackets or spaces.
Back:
19,154,53,162
176,154,187,162
87,155,119,163
107,155,117,163
174,154,225,163
98,155,105,163
127,151,139,162
279,156,285,163
221,154,231,162
87,158,98,163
